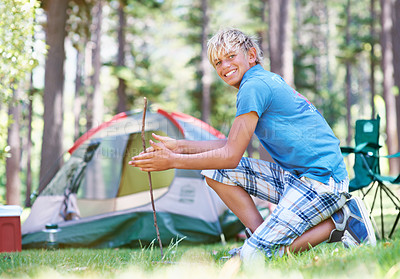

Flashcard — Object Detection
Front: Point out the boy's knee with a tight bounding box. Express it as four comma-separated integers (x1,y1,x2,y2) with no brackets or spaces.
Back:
204,176,234,192
205,176,217,189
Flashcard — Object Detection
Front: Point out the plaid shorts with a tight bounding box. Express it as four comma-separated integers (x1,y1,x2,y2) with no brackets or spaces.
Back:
201,157,349,258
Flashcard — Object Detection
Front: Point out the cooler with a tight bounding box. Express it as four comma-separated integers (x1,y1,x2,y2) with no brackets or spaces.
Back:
0,205,22,253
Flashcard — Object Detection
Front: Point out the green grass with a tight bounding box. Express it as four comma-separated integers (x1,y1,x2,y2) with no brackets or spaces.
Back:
3,185,399,278
1,238,400,279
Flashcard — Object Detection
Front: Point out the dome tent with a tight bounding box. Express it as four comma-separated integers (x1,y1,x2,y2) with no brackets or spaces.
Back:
22,109,243,248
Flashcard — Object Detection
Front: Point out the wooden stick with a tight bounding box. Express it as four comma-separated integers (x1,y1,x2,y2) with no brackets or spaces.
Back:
141,97,164,258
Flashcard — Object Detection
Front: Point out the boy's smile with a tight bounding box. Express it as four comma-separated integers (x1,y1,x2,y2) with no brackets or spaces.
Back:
213,48,257,89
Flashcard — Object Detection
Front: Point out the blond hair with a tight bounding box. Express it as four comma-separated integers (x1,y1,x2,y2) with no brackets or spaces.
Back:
207,28,263,67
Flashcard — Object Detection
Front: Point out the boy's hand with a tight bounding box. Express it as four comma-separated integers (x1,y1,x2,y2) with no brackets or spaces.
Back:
129,139,175,172
141,133,180,154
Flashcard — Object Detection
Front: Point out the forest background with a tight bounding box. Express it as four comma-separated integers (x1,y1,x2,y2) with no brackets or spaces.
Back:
1,0,400,207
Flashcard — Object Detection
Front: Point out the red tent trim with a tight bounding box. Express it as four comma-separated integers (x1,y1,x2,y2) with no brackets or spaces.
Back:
169,111,226,139
156,109,185,137
68,112,128,154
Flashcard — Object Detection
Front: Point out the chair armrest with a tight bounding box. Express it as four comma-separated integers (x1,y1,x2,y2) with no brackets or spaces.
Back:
375,173,400,184
383,151,400,159
340,146,355,157
354,142,381,153
340,142,381,158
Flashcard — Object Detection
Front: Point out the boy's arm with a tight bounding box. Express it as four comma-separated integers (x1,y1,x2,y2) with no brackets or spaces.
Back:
129,111,258,171
177,139,228,154
148,133,227,154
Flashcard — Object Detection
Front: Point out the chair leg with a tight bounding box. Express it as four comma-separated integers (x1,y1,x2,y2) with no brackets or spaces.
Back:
380,183,400,208
361,186,382,240
361,189,382,240
389,212,400,239
370,183,379,213
380,186,385,238
379,183,400,239
359,181,400,239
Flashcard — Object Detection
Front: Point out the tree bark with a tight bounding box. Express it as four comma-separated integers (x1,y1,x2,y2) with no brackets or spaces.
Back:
393,0,400,148
74,48,83,141
268,0,294,86
25,75,34,207
269,0,280,73
116,0,128,114
39,0,69,190
345,0,352,146
370,0,377,118
255,0,269,160
380,0,399,173
87,0,103,130
200,0,212,124
85,0,104,197
258,0,268,58
6,91,21,205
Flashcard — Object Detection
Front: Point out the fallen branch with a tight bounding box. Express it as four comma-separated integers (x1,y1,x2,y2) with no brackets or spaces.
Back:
141,97,164,258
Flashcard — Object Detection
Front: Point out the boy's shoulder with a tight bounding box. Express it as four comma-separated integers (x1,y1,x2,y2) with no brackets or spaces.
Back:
240,66,281,91
246,66,291,90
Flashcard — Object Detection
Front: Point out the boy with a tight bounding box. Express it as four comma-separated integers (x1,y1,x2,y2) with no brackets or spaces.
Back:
129,28,376,262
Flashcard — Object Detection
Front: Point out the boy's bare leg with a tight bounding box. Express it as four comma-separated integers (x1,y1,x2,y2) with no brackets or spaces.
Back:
288,218,335,253
205,177,264,232
205,177,335,254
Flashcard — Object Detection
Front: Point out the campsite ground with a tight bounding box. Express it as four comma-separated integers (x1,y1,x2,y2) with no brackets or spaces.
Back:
1,237,400,279
3,189,400,279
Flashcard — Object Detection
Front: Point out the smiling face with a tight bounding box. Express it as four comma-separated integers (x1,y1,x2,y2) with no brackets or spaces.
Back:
213,48,257,89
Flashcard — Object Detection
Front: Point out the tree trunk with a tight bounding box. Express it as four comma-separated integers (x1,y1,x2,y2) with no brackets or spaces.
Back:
116,0,128,114
85,0,104,197
255,0,269,160
84,42,92,131
39,0,69,191
25,75,34,207
269,0,280,73
280,0,294,87
268,0,294,86
393,0,400,147
311,1,325,108
87,0,103,130
6,91,21,205
345,0,352,146
380,0,399,173
370,0,377,118
74,48,83,141
200,0,212,124
323,1,333,95
91,0,103,128
260,0,269,57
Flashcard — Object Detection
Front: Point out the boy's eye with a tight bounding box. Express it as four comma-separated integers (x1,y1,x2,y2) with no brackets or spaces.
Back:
229,54,235,58
215,61,221,66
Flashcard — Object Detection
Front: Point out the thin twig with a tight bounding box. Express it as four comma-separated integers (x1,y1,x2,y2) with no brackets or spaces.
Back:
141,97,164,258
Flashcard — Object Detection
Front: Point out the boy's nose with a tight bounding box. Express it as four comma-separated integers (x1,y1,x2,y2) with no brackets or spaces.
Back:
221,59,230,68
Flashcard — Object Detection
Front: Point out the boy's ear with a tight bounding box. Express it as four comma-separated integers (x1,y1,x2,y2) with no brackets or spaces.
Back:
248,47,257,64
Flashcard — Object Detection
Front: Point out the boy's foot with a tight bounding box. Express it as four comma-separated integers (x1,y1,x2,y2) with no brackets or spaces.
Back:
220,228,252,260
328,196,376,247
228,247,242,257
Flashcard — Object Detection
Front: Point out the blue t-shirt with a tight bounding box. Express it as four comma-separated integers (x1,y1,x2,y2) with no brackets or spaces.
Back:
236,64,348,184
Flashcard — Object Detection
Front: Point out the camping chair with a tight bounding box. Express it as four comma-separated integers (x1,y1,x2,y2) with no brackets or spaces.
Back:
341,115,400,239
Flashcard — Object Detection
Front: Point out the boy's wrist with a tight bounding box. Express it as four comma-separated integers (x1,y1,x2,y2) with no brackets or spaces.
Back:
169,152,181,169
175,140,186,154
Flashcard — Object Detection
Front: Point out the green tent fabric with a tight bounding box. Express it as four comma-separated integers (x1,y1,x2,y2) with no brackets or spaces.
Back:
118,131,174,196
